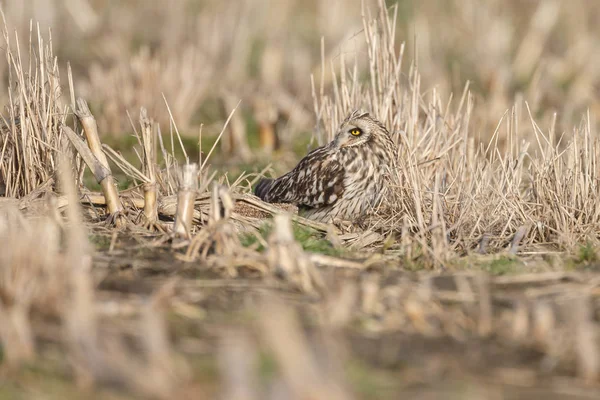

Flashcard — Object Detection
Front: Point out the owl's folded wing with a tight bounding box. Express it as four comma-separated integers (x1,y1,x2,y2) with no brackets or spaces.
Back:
260,147,345,208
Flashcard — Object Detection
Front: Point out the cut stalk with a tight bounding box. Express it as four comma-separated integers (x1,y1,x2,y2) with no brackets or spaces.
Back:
266,214,324,294
139,108,158,225
72,98,124,226
173,163,198,238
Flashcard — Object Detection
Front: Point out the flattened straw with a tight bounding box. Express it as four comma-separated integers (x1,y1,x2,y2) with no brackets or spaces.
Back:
173,163,198,239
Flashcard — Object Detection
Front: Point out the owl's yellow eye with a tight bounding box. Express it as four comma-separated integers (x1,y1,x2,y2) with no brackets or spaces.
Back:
350,128,362,136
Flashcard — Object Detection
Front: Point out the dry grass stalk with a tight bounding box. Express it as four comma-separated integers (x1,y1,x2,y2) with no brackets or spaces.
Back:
218,330,259,400
265,214,325,294
73,98,124,225
532,301,556,349
58,155,99,387
68,189,325,241
0,20,67,197
477,274,493,337
85,44,213,135
257,298,352,400
173,163,198,239
0,204,63,366
324,280,359,329
0,0,362,138
510,299,530,342
3,0,599,148
569,296,600,383
139,108,160,228
183,184,248,267
93,100,242,235
220,91,251,162
129,279,189,398
62,125,111,182
100,107,171,231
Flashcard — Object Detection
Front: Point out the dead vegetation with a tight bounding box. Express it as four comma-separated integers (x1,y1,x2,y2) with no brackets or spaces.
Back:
0,0,600,399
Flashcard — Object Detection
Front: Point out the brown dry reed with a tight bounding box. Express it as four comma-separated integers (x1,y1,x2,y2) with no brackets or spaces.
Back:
0,17,67,198
313,0,600,262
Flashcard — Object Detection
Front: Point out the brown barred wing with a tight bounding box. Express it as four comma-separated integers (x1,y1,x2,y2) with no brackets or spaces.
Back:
254,147,345,208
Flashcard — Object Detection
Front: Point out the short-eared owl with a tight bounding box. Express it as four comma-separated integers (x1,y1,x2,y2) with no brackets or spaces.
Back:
254,110,395,223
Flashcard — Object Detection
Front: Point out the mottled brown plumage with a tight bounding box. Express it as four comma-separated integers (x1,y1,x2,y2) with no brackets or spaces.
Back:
254,110,395,223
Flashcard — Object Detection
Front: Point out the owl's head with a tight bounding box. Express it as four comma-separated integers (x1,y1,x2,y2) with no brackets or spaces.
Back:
333,109,389,149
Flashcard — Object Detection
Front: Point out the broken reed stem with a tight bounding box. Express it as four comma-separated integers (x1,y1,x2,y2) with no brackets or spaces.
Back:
73,98,124,224
62,126,111,183
140,108,158,224
173,163,198,238
74,99,110,168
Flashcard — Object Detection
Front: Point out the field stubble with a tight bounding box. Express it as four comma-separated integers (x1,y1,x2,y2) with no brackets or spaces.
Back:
0,0,600,399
